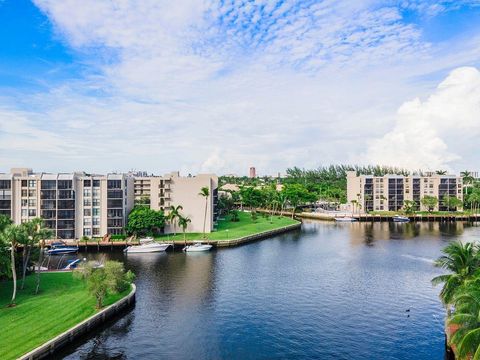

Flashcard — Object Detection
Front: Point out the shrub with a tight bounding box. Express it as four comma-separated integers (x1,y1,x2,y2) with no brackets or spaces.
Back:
74,260,135,308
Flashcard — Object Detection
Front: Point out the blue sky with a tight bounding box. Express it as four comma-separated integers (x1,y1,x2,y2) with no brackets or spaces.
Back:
1,0,480,175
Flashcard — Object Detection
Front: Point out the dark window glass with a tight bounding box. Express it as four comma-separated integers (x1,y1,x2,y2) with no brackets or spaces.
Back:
107,209,123,218
0,180,11,189
57,200,75,209
41,200,56,210
57,180,72,189
107,180,121,189
57,210,75,219
107,199,123,208
84,179,91,187
107,190,123,199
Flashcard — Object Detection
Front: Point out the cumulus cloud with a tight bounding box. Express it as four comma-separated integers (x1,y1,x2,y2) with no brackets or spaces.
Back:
1,1,479,174
364,67,480,170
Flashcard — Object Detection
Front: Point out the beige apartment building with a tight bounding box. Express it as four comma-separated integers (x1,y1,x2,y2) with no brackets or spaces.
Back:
0,168,134,239
0,168,218,239
133,172,218,234
347,171,463,213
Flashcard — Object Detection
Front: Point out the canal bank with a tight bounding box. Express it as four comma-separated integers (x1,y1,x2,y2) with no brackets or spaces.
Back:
19,284,136,360
270,210,480,223
0,272,135,360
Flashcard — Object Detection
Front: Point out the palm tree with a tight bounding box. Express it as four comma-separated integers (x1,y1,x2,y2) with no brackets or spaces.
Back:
167,205,183,236
178,216,191,245
432,241,480,312
199,187,210,239
437,170,448,175
19,218,44,289
35,225,53,294
0,224,26,306
448,282,480,359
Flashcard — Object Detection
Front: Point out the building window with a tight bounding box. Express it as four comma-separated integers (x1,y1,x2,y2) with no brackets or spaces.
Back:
93,217,100,226
84,179,91,187
93,179,100,187
92,208,100,216
93,188,100,197
21,199,28,207
83,228,92,236
92,198,100,206
93,227,100,236
28,190,36,197
21,180,27,187
28,209,36,217
83,188,91,197
84,199,92,206
28,180,36,188
84,218,91,226
21,209,28,217
84,208,92,216
21,189,28,197
28,199,36,207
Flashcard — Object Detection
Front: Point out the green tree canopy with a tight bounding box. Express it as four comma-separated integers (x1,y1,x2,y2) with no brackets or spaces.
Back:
126,206,165,236
421,195,438,212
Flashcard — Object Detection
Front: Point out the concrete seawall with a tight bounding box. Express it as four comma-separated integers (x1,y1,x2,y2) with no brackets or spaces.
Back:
215,222,302,247
19,284,136,360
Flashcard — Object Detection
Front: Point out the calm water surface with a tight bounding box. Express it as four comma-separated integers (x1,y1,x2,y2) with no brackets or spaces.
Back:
56,220,480,360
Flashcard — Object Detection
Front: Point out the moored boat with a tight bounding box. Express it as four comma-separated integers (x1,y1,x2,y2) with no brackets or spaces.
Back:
393,215,410,223
334,217,358,222
124,238,170,253
46,242,79,255
183,242,213,252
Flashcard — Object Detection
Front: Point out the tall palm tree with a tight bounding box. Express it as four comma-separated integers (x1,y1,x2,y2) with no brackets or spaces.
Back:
35,225,53,294
199,187,210,239
0,225,26,306
167,205,183,236
178,216,191,245
19,218,44,289
432,241,480,312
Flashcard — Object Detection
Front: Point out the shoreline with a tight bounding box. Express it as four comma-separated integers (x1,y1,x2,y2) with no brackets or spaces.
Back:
19,284,136,360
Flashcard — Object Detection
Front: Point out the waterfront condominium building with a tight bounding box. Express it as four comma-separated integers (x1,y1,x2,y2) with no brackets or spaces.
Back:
0,168,218,239
133,172,218,234
0,168,135,239
346,171,463,213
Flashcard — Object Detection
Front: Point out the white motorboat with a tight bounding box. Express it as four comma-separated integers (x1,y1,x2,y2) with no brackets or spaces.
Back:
183,242,213,252
393,215,410,223
334,217,358,222
124,238,170,253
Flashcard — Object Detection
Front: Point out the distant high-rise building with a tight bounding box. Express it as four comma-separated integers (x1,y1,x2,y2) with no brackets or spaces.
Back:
249,167,256,178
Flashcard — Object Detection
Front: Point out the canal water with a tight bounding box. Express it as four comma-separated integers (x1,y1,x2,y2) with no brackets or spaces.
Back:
56,220,480,360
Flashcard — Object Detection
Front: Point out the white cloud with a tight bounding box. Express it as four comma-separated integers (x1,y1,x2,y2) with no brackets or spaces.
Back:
363,67,480,171
1,1,479,175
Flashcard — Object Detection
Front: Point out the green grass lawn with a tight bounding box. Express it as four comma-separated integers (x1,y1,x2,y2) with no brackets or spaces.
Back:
156,211,299,242
0,272,130,360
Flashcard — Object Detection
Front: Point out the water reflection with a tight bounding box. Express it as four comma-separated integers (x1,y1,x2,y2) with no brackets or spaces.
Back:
58,221,480,360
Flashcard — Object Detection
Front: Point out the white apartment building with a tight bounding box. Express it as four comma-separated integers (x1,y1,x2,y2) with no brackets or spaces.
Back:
347,171,463,213
133,172,218,234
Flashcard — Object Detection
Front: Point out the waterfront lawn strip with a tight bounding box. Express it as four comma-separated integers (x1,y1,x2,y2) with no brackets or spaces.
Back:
0,272,129,360
157,211,299,242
